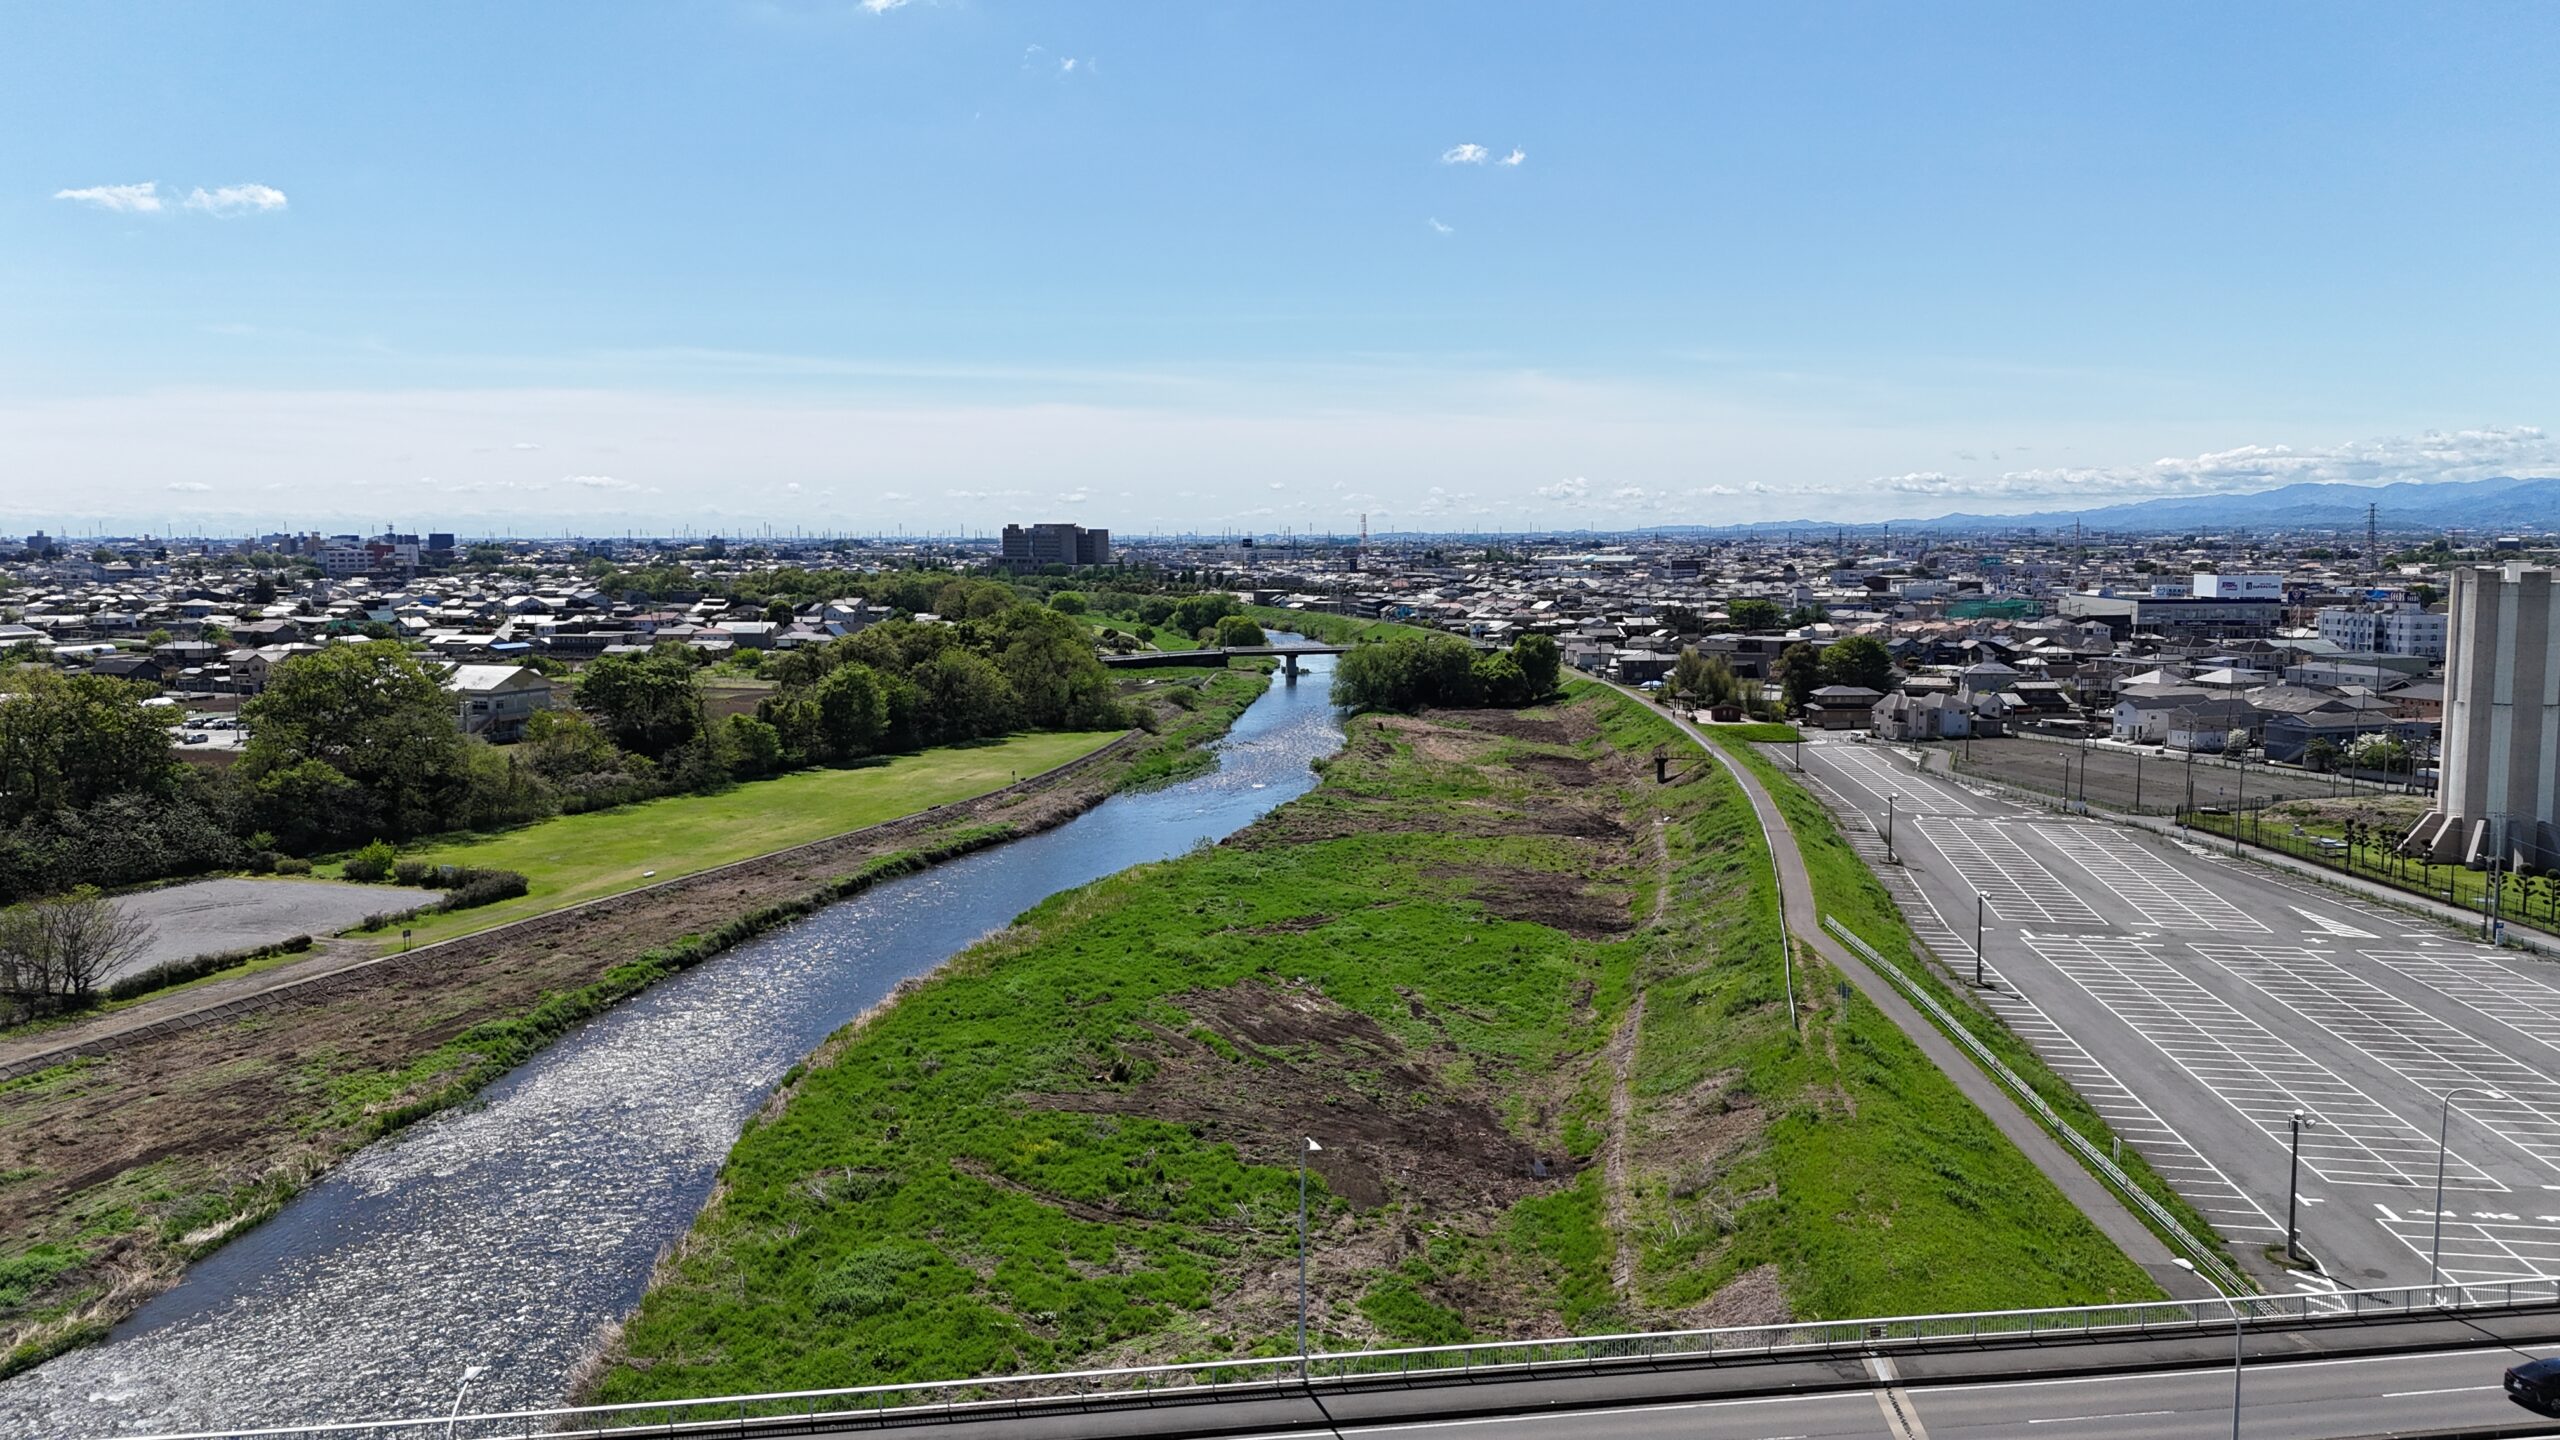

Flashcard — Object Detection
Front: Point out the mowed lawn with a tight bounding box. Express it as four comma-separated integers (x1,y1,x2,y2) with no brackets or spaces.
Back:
369,730,1123,945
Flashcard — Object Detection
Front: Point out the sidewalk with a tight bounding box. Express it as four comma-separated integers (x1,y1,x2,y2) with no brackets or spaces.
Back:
1621,688,2222,1302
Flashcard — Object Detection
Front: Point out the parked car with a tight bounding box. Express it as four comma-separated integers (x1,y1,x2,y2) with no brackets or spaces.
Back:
2504,1356,2560,1411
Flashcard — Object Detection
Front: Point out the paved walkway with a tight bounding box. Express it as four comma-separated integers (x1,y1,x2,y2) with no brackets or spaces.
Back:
1621,688,2220,1302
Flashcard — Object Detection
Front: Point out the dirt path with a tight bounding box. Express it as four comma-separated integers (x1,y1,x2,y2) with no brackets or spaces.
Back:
1601,990,1646,1298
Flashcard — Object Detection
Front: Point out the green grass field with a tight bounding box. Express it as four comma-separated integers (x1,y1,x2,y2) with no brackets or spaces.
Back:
591,686,2159,1406
365,730,1122,944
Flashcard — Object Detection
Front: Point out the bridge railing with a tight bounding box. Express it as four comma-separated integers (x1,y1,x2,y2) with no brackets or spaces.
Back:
105,1279,2560,1440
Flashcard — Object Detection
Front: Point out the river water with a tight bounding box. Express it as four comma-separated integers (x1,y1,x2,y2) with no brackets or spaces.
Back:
2,653,1340,1439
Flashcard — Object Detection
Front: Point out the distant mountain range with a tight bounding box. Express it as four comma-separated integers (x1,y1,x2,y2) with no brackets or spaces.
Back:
1706,474,2560,538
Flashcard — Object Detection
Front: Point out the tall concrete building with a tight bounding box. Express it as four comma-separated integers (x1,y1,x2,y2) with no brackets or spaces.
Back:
999,522,1111,570
2404,564,2560,869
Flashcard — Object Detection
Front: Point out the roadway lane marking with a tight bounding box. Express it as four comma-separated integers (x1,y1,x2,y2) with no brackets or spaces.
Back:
2027,1410,2177,1424
2022,933,2490,1188
2383,1386,2492,1396
2292,906,2379,939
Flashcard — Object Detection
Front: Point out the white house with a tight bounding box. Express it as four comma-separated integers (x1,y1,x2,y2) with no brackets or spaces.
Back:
444,663,555,742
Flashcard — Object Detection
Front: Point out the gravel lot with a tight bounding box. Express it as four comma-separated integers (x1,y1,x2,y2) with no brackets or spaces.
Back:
106,878,435,983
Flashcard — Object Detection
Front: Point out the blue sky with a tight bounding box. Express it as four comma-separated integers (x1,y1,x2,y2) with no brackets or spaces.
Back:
9,1,2560,535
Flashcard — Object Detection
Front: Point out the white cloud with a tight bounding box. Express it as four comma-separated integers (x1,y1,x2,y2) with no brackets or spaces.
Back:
54,182,164,214
1868,426,2560,504
166,480,212,492
183,184,288,216
859,0,910,12
879,490,912,502
567,473,636,490
1059,57,1078,73
1427,216,1454,235
511,441,540,450
1536,476,1589,502
784,482,802,493
1498,148,1526,167
1439,143,1488,165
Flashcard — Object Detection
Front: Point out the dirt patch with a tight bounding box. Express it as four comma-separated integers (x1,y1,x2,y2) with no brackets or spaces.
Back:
1020,979,1565,1220
1685,1262,1792,1329
1434,709,1576,745
1432,864,1632,939
1513,752,1600,789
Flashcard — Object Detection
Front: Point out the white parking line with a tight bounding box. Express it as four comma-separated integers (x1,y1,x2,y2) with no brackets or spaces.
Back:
2196,944,2560,1176
2023,933,2497,1190
2369,948,2560,1059
1920,820,2105,928
2024,823,2267,933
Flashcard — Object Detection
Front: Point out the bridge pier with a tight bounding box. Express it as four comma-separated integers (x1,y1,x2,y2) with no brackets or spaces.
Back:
1282,652,1301,681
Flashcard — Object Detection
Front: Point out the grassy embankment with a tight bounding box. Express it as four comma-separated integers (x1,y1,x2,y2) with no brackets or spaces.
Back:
590,685,2158,1407
0,669,1268,1382
350,730,1125,946
1699,731,2237,1268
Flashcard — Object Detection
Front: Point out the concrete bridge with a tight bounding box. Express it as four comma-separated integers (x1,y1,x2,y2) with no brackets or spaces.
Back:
1100,643,1349,677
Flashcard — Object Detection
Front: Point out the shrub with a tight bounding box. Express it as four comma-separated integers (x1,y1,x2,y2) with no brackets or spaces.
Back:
440,870,530,912
274,857,313,875
392,859,435,888
342,840,397,883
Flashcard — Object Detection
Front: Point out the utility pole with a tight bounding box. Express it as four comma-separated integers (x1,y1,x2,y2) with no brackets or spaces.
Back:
1974,894,1986,986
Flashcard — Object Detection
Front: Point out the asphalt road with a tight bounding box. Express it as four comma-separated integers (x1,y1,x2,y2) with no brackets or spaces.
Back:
1203,1343,2560,1440
1791,733,2560,1297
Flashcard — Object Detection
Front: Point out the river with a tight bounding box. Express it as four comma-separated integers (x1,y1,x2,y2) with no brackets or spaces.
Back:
1,652,1341,1438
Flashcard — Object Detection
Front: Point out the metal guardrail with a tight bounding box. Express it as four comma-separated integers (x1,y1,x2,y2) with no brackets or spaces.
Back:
101,1280,2560,1440
1823,915,2254,1297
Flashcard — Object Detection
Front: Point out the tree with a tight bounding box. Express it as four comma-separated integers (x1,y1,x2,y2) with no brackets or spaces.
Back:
1773,642,1822,715
2304,738,2342,773
1213,614,1268,648
1726,598,1783,632
1670,646,1715,701
811,662,891,759
2225,727,2253,758
1049,591,1090,615
1816,634,1895,693
1472,650,1530,706
723,714,786,777
0,667,185,825
576,650,704,759
1334,633,1485,711
914,649,1017,741
2349,733,2409,774
0,885,154,1016
983,607,1123,730
1170,593,1241,639
241,642,471,842
1512,633,1562,699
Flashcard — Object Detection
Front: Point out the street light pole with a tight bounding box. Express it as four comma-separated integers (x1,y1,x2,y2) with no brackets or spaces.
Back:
1885,794,1896,863
1974,893,1985,987
445,1365,487,1440
2432,1088,2500,1300
1298,1136,1321,1376
2286,1111,2314,1263
2227,1298,2245,1440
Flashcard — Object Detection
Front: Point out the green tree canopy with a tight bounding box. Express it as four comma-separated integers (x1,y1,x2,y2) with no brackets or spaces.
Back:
1816,635,1895,693
0,667,183,826
577,650,705,759
1726,598,1784,632
1212,615,1268,648
241,642,472,840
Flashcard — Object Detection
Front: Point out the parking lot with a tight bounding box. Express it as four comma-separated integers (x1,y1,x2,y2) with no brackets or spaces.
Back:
1945,734,2412,816
1792,733,2560,1295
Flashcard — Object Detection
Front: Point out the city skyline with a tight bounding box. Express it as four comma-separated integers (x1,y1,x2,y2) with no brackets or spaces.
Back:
12,3,2560,530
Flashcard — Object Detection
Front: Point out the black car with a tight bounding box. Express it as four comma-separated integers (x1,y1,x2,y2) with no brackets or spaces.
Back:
2505,1356,2560,1411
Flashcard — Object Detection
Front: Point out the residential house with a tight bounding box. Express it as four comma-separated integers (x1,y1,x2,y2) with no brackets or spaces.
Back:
445,664,555,742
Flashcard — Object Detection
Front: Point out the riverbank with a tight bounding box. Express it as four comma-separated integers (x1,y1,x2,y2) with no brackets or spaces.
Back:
346,729,1129,946
0,667,1270,1383
589,686,2160,1407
